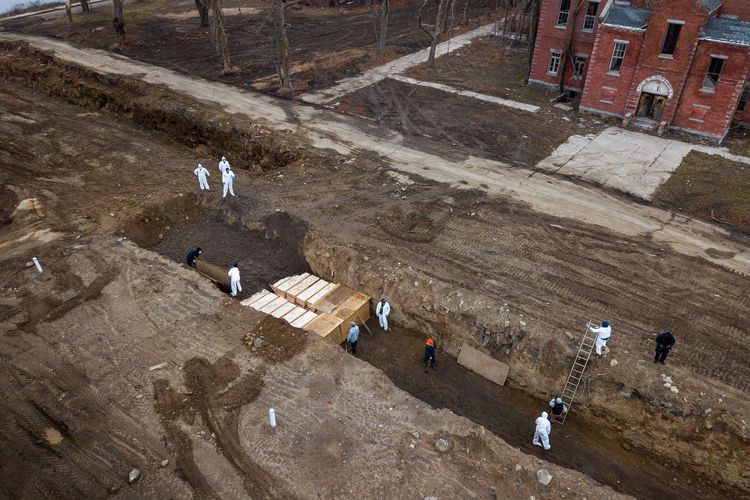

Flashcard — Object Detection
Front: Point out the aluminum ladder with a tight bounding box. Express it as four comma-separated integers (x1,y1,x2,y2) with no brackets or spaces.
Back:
554,321,598,424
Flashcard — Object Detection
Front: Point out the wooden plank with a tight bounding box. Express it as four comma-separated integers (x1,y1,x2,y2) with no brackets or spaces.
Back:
291,310,318,329
312,285,356,314
247,291,277,310
241,289,271,307
304,313,344,342
457,344,510,386
282,306,308,323
332,292,371,325
307,283,339,311
286,275,320,302
295,279,329,307
271,301,297,318
276,273,310,297
270,276,293,294
260,296,289,314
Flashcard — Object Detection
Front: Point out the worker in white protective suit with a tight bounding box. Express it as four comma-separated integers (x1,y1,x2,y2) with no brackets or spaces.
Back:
589,320,611,357
218,156,230,174
375,298,391,332
222,166,236,198
228,263,242,297
533,411,552,450
194,163,210,191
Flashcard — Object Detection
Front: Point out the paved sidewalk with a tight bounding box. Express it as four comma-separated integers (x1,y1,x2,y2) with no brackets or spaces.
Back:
537,127,750,200
2,32,748,275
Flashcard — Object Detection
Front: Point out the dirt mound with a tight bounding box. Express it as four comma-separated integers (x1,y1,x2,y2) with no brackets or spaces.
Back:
242,315,308,362
0,185,18,225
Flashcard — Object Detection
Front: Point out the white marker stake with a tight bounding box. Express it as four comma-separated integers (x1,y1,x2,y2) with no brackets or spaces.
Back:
269,408,277,428
32,257,43,273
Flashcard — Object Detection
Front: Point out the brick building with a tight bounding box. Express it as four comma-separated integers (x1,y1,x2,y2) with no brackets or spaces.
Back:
528,0,750,141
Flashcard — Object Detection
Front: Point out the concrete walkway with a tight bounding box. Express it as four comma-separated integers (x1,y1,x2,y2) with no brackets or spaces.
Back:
299,23,495,105
537,127,750,200
2,32,749,275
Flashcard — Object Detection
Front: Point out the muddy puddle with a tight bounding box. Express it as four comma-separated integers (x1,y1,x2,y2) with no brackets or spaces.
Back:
353,320,729,499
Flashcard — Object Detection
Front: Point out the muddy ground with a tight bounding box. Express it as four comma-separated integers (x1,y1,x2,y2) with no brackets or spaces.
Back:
1,25,749,499
1,0,498,94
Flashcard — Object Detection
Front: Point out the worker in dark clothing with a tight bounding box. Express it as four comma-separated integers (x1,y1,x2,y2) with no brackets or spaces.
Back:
655,331,676,364
186,247,202,267
423,338,437,371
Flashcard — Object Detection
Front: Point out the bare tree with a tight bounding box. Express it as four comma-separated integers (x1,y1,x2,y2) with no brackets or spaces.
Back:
208,0,240,74
271,0,300,89
419,0,451,68
112,0,126,48
377,0,390,54
557,0,584,92
524,0,540,83
195,0,210,27
65,0,73,23
461,0,470,26
80,0,90,11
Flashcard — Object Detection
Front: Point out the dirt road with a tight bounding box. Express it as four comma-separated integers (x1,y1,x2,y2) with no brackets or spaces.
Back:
1,31,747,277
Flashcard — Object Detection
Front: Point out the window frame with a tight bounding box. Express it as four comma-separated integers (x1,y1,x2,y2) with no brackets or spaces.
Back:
556,0,571,27
660,20,685,57
582,1,599,32
572,54,588,80
608,40,628,74
548,50,562,75
701,55,727,92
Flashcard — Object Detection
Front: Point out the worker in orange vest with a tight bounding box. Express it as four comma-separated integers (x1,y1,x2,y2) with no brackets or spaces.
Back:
423,338,437,371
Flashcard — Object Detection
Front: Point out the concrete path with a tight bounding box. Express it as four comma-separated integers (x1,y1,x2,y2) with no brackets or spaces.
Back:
2,32,749,275
389,74,540,113
538,127,750,200
299,23,495,105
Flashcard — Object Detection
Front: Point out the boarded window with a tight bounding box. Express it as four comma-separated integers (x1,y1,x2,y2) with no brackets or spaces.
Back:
548,51,562,74
583,1,599,31
701,57,725,91
573,55,587,80
557,0,571,26
661,23,682,56
739,82,750,111
609,41,627,73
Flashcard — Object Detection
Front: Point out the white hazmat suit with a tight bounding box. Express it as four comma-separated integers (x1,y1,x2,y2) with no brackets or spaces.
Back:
590,322,611,356
228,266,242,297
375,300,391,332
219,156,230,174
533,411,552,450
194,164,210,191
222,168,236,198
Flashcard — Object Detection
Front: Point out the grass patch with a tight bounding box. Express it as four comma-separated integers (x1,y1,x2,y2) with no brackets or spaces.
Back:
655,150,750,234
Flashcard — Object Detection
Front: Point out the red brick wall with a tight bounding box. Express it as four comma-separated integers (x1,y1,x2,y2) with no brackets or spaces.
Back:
672,42,750,139
719,0,750,20
529,0,598,90
737,79,750,124
623,0,707,122
579,27,644,117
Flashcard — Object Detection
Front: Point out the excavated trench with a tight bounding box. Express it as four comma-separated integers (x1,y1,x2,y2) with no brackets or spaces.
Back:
132,206,731,499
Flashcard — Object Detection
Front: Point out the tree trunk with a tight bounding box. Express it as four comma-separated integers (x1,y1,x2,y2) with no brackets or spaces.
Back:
461,0,469,26
209,0,238,74
428,0,450,67
112,0,126,48
195,0,209,27
80,0,90,12
524,0,539,83
272,0,292,88
65,0,73,23
557,0,583,92
377,0,390,55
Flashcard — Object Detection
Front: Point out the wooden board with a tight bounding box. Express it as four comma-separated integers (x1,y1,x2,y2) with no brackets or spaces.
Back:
271,301,297,318
457,344,510,386
307,283,339,312
286,275,320,302
291,310,318,329
282,306,308,324
276,273,310,297
270,276,293,294
241,289,271,307
247,291,277,310
295,279,329,307
260,296,289,314
304,313,344,343
311,285,356,314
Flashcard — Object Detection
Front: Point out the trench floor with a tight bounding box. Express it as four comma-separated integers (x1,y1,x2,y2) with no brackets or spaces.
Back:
352,320,728,499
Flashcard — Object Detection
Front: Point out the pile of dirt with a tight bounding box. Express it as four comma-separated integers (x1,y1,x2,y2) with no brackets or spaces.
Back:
0,185,18,225
243,315,308,362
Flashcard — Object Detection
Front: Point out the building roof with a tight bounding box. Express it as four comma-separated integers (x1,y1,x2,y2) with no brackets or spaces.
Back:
700,16,750,46
701,0,722,13
601,3,651,31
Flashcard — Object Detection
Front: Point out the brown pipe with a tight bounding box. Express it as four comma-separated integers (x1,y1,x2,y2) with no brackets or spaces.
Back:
195,259,230,290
